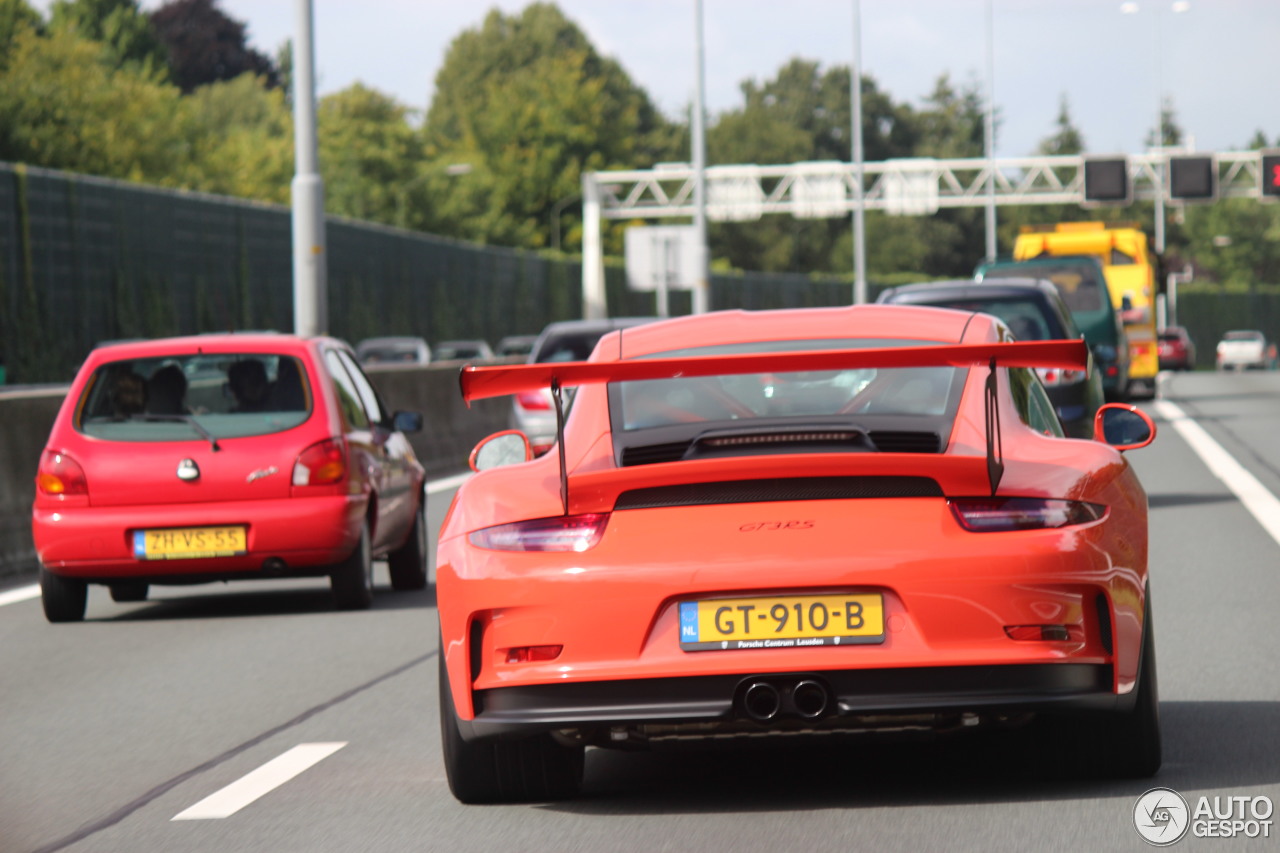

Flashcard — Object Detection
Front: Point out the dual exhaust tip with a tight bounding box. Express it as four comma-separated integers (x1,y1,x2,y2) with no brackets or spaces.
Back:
739,678,831,723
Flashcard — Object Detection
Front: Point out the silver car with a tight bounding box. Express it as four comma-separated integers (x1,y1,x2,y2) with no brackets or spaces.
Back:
511,318,657,453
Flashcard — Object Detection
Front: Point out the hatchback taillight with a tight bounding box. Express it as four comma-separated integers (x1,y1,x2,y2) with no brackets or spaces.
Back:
469,513,610,552
36,451,88,497
949,498,1104,532
293,438,346,486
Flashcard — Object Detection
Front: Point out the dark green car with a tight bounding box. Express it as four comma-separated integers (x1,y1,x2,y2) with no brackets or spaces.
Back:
976,256,1130,402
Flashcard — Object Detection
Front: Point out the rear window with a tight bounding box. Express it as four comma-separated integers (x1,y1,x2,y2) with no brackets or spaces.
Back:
77,353,311,441
984,264,1106,312
915,297,1059,341
612,338,962,431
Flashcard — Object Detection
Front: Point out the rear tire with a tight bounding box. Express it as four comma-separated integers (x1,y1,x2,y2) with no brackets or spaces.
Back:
41,567,87,623
387,500,428,591
1092,594,1162,778
438,648,583,804
330,521,373,610
109,582,149,603
1039,591,1161,779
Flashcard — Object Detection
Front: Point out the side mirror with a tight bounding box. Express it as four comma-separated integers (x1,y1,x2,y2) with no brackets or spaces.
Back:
392,410,423,434
1093,403,1156,450
469,430,533,472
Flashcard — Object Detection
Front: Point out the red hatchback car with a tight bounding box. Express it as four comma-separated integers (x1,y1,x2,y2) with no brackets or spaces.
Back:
32,334,428,622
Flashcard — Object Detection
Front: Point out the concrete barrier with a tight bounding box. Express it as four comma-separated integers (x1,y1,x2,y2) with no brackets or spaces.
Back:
0,364,510,582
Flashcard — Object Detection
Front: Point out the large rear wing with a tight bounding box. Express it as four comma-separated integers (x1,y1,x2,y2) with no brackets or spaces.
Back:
459,339,1089,403
459,339,1090,511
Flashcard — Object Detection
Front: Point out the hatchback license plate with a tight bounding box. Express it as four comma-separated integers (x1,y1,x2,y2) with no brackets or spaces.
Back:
679,593,884,651
133,526,247,560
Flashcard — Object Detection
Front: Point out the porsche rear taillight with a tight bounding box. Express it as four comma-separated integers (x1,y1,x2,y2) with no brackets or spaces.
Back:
293,438,346,486
469,513,610,552
515,390,552,411
36,451,88,497
949,498,1104,532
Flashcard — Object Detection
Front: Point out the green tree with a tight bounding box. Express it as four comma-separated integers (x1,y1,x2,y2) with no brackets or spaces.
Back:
318,84,422,224
422,3,680,249
910,73,986,159
48,0,168,78
999,94,1093,250
1038,94,1085,156
181,71,292,202
1145,95,1184,149
0,26,189,181
0,0,41,72
705,61,918,275
1181,199,1280,288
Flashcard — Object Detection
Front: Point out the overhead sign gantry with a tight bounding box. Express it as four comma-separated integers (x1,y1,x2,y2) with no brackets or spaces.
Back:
579,150,1274,319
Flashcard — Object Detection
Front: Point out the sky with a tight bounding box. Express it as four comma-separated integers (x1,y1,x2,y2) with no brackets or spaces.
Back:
78,1,1280,159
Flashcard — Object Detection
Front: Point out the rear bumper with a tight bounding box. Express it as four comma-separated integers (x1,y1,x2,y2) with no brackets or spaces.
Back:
463,663,1123,740
33,494,364,580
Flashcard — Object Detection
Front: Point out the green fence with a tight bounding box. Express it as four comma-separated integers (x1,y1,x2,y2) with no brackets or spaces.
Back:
2,162,1276,382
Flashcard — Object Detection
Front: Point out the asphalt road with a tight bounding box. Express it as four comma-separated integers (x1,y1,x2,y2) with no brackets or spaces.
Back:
2,371,1278,853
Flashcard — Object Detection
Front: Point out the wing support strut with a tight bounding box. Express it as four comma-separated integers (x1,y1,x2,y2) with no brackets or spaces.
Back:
552,379,569,515
984,357,1004,496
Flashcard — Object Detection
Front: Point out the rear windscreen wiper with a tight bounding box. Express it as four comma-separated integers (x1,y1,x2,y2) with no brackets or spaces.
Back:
135,414,221,452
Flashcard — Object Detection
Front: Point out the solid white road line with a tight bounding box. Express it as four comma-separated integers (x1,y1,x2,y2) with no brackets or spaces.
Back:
171,742,347,821
0,584,39,607
1154,399,1280,548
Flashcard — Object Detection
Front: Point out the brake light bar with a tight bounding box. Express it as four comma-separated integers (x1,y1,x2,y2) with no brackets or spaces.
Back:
469,513,610,552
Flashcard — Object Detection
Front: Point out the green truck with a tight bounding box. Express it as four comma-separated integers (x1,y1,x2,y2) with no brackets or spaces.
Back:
976,255,1131,402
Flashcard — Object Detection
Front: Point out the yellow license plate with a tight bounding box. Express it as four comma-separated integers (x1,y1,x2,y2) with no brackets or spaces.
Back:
133,526,247,560
679,593,884,651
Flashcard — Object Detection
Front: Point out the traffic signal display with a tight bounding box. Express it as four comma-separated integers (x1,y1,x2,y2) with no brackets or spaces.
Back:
1083,158,1130,204
1263,151,1280,198
1169,155,1216,201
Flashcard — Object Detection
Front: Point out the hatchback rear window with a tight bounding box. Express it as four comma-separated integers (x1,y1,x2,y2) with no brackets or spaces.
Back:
77,353,311,441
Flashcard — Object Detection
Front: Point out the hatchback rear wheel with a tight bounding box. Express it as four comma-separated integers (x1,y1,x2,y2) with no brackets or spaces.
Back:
388,500,428,591
330,521,373,610
41,567,87,623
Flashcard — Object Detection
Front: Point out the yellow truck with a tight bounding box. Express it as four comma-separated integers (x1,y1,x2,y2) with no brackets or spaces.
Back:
1013,222,1159,399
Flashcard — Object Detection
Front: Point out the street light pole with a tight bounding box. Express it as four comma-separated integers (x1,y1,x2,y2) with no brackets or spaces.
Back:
1121,1,1190,255
691,0,710,314
850,0,867,305
291,0,326,337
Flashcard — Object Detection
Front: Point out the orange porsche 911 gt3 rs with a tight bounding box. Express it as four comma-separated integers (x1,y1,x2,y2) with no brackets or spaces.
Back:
437,305,1159,803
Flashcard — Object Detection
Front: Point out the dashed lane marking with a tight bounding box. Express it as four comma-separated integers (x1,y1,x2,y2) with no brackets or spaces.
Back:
172,742,347,820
